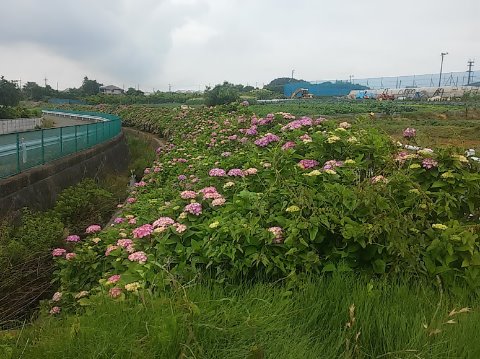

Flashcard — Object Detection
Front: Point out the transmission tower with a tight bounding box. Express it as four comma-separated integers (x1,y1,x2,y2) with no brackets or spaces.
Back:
467,60,474,85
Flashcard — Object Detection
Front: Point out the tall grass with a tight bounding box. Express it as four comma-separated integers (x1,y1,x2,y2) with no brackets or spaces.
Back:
2,274,480,358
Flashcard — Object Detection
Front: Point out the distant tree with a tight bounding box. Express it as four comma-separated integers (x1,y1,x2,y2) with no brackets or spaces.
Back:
80,76,103,96
264,77,304,94
126,87,144,96
0,76,21,106
204,82,240,106
22,81,56,101
23,82,43,100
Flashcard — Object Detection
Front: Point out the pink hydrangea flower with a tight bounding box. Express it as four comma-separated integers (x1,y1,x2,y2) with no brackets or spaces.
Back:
184,202,202,216
212,198,226,206
109,287,122,298
245,126,258,136
244,168,258,175
49,306,61,315
116,239,134,248
66,252,76,260
323,160,344,170
203,191,222,199
134,181,147,187
180,191,197,199
299,134,312,142
254,133,280,147
281,117,313,131
107,274,121,284
339,122,351,129
153,217,175,227
298,159,319,170
127,197,137,204
113,217,125,224
66,235,80,242
128,218,137,225
52,248,66,257
105,245,119,256
128,251,148,264
209,168,227,177
173,223,187,233
227,169,244,177
268,227,284,244
403,128,416,138
281,141,296,150
132,224,154,238
86,225,101,234
422,158,438,169
199,186,218,195
52,292,62,302
178,174,187,181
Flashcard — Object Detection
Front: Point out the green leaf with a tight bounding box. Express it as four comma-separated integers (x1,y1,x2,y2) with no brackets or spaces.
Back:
372,259,386,274
322,263,336,272
431,181,447,188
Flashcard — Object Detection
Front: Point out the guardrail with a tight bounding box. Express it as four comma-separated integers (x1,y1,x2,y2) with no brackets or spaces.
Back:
0,110,122,179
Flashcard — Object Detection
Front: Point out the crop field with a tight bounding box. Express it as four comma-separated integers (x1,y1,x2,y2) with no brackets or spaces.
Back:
2,101,480,358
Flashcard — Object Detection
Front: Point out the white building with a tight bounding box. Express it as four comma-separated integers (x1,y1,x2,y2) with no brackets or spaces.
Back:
99,85,124,95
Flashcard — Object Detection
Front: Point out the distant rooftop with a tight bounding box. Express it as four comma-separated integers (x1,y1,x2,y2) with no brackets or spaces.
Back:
100,85,123,91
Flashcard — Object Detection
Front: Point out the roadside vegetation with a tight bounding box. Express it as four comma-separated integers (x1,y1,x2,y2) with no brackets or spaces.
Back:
2,99,480,357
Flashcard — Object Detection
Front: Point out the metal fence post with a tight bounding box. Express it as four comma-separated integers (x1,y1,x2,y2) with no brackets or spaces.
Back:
16,132,20,173
60,127,63,155
41,129,45,164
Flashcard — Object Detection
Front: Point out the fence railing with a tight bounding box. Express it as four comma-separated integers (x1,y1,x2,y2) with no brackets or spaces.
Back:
0,110,122,179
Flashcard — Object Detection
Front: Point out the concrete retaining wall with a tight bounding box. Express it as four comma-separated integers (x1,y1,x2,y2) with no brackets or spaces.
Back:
0,131,129,214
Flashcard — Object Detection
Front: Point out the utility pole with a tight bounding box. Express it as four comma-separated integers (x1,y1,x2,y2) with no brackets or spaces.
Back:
291,69,295,81
438,52,448,87
44,77,48,87
467,60,474,85
168,83,172,92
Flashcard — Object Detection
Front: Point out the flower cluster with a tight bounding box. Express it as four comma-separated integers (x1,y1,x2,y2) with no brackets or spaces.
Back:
254,133,280,147
184,202,202,216
209,168,227,177
132,224,154,238
86,225,101,234
128,251,148,264
66,235,80,243
268,227,284,244
281,117,313,131
403,128,416,138
298,159,319,170
422,158,438,169
281,141,296,150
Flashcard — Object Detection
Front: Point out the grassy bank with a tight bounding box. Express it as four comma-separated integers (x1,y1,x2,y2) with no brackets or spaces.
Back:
1,274,479,359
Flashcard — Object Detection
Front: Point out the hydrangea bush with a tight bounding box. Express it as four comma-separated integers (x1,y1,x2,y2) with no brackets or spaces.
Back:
49,106,480,313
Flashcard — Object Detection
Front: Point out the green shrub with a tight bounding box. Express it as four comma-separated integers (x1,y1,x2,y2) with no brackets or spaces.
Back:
204,82,240,106
53,179,116,235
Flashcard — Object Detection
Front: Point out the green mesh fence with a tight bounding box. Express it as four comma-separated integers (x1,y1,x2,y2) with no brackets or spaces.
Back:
0,110,122,179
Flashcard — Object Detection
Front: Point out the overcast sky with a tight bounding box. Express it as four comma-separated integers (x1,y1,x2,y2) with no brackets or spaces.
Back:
0,0,478,91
